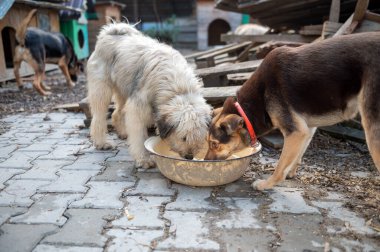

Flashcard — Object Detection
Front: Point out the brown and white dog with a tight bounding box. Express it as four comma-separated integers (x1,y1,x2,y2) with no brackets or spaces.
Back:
13,9,80,95
205,32,380,190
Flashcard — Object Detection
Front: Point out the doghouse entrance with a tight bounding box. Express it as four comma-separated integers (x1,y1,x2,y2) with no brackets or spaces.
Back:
1,27,16,68
208,19,231,46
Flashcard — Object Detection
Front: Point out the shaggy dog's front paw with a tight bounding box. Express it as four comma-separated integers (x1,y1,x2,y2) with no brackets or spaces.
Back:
136,158,156,169
117,132,128,140
252,179,272,191
95,142,115,150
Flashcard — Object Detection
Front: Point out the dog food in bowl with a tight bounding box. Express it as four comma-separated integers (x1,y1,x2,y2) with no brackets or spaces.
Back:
144,136,262,186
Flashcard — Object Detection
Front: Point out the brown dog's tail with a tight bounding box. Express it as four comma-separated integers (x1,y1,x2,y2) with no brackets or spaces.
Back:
16,9,37,46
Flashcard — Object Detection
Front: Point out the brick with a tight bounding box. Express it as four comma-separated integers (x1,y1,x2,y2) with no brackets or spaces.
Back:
0,223,57,252
37,145,82,160
124,173,175,196
14,160,72,181
0,179,51,207
0,168,24,189
0,206,28,225
156,211,220,250
0,144,19,159
10,193,82,226
42,209,117,247
275,214,325,251
112,196,171,229
61,161,104,171
312,201,375,235
18,143,56,152
33,244,103,252
38,170,99,193
70,181,132,209
74,151,116,164
0,150,49,169
215,198,263,229
91,161,135,182
269,187,320,214
166,184,217,211
106,229,163,252
10,132,46,144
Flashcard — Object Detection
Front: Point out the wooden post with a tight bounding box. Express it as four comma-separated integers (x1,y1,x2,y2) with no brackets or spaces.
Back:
329,0,341,23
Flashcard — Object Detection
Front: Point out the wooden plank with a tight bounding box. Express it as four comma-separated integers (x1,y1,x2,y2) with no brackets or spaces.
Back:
319,125,366,143
195,59,262,78
196,41,252,60
352,0,369,22
329,0,341,22
201,85,240,102
365,11,380,23
185,43,239,60
221,34,317,44
333,13,354,37
259,131,284,149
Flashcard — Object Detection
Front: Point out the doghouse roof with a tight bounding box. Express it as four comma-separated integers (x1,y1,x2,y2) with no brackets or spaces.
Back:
215,0,380,30
0,0,81,20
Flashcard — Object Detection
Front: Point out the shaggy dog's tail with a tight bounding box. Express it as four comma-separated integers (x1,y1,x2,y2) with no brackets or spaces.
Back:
97,22,140,38
16,9,37,46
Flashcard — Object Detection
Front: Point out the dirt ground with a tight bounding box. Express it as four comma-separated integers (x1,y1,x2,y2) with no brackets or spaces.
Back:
1,70,379,233
0,70,87,120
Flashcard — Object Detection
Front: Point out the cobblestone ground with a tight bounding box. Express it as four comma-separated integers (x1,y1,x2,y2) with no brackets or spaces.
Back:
0,112,379,252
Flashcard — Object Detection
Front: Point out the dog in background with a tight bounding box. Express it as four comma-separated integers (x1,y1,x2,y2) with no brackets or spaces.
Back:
87,22,212,168
206,32,380,190
14,9,80,95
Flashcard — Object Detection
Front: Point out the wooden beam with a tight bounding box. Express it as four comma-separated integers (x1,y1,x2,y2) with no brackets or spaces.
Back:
365,11,380,23
221,34,317,44
329,0,341,22
333,13,354,37
195,60,262,78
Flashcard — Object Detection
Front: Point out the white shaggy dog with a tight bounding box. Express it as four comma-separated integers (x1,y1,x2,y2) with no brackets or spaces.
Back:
87,22,212,168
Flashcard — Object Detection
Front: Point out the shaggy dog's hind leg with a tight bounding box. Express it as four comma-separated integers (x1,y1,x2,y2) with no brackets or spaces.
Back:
112,92,128,139
125,100,155,168
89,79,113,150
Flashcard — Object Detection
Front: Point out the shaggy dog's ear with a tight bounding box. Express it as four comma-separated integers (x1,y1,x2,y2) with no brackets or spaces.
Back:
157,118,174,138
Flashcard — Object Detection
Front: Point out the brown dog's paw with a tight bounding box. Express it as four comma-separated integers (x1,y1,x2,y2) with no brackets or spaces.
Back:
252,179,273,191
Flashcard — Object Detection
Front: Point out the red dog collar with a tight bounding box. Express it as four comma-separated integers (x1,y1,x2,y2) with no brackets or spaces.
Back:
234,102,258,146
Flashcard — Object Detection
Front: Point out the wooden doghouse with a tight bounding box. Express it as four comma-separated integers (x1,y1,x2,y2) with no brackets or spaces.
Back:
87,0,126,52
0,0,80,82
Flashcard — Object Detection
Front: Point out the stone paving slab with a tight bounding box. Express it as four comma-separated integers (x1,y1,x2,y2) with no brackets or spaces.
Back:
0,223,57,252
41,208,117,247
0,112,379,252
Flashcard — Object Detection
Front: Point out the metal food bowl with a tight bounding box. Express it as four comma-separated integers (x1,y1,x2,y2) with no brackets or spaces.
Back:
144,136,262,186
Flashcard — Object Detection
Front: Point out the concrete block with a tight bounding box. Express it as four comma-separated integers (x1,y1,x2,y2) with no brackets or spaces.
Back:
0,179,51,207
10,193,82,226
166,184,217,211
157,211,220,250
42,209,117,247
106,229,163,252
0,224,57,252
112,196,171,229
70,181,133,209
124,173,174,196
91,161,135,182
269,187,320,214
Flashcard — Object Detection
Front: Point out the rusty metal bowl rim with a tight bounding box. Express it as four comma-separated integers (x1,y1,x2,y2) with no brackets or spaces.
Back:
144,136,262,162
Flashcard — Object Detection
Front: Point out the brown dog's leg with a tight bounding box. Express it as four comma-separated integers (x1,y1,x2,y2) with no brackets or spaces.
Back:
58,57,75,89
33,71,50,96
287,127,316,178
13,49,23,89
252,127,313,190
360,81,380,172
40,72,51,91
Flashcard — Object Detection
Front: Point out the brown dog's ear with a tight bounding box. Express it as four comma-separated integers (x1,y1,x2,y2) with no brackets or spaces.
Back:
239,128,251,146
222,97,238,115
220,115,244,136
212,107,223,118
